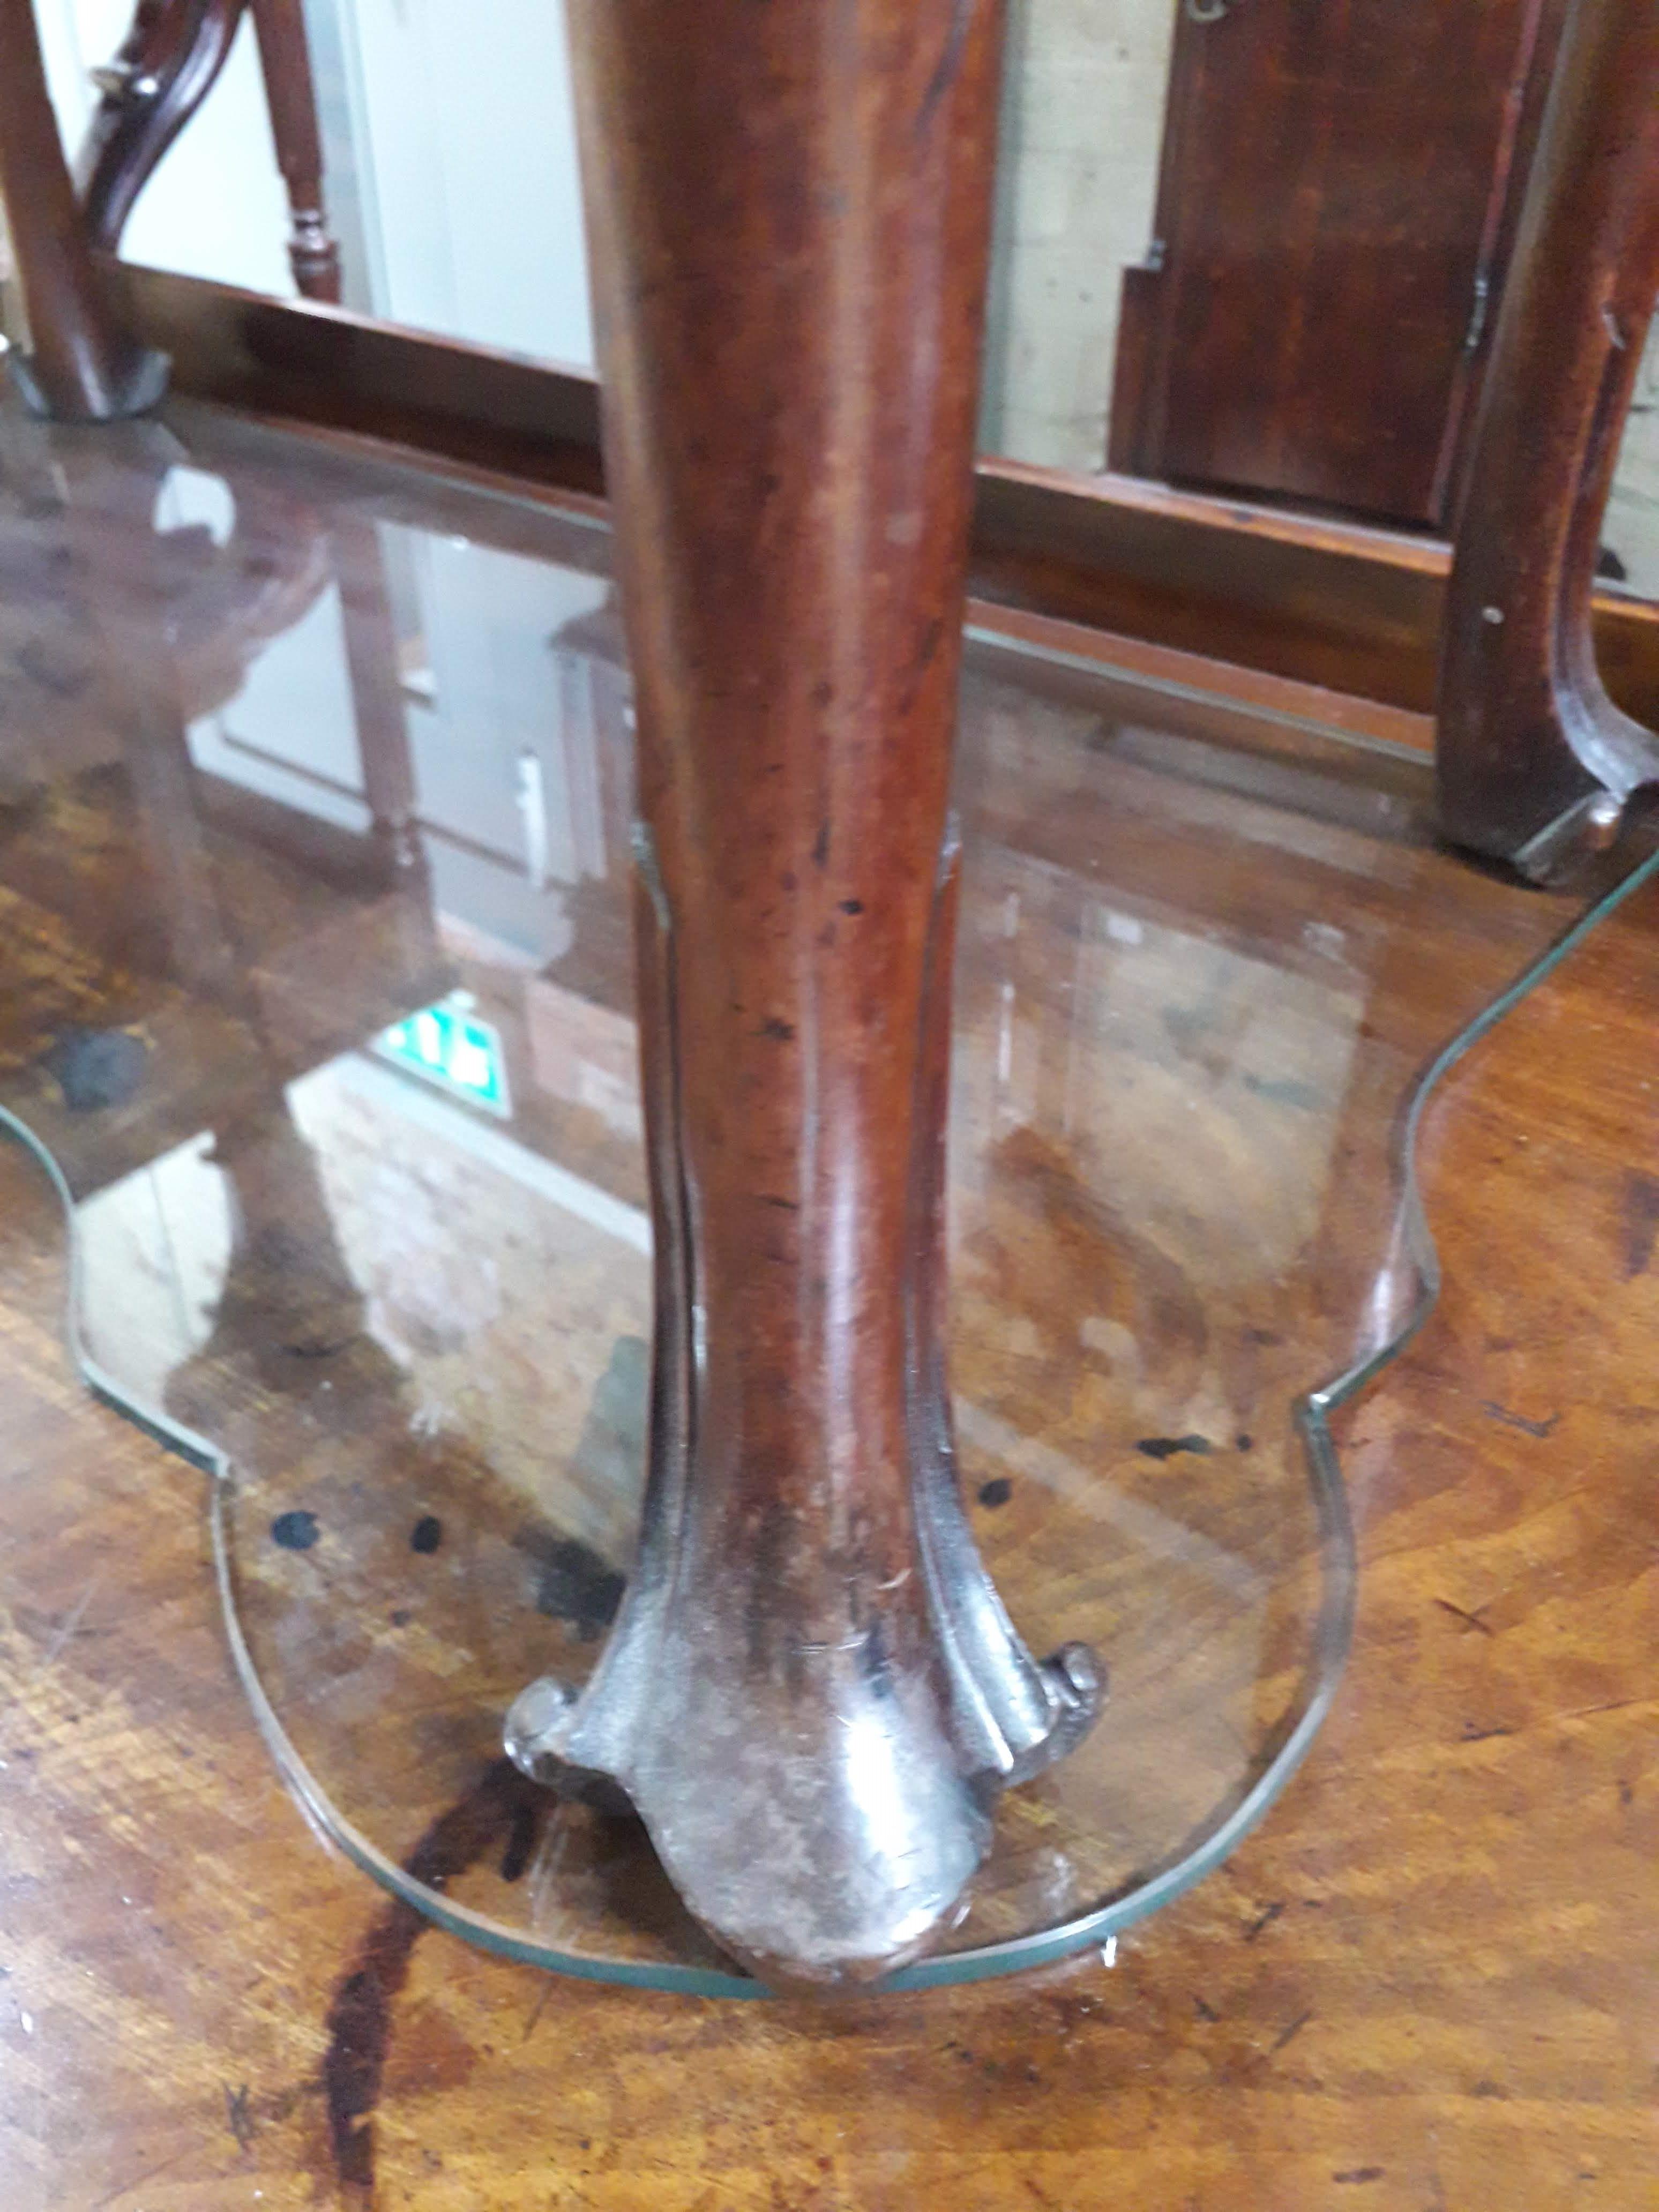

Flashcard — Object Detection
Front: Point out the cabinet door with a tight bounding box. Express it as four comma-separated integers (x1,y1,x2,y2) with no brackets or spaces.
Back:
1110,0,1565,526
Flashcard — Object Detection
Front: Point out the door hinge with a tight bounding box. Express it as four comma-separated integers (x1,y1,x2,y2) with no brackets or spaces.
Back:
1463,270,1492,355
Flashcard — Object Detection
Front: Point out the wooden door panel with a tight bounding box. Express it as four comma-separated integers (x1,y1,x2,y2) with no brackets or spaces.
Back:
1112,0,1566,526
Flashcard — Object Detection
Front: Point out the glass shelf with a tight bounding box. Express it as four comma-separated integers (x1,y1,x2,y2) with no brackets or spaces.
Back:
0,399,1648,1994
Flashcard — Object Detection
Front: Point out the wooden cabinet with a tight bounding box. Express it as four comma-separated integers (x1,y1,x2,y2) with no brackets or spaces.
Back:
1111,0,1567,527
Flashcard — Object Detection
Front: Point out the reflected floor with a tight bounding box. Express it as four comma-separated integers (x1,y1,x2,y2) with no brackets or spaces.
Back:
0,398,1646,1993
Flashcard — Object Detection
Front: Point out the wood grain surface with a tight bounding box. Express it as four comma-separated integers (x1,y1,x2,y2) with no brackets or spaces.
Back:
1,842,1656,2208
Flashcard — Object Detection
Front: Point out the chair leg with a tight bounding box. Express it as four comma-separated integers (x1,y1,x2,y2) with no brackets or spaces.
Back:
0,0,168,420
79,0,245,257
247,0,341,303
502,0,1101,1990
1437,0,1659,880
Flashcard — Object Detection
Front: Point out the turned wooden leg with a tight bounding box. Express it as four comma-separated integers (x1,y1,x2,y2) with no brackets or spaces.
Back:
1437,0,1659,879
248,0,341,303
0,0,168,419
503,0,1099,1989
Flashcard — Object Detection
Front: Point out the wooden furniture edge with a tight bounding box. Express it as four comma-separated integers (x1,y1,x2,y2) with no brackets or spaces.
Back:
109,259,1659,735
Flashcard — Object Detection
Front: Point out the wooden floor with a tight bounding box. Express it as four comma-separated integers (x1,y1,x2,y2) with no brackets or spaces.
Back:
0,834,1655,2209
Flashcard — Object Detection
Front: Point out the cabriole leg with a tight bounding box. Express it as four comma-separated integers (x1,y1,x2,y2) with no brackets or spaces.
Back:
1437,0,1659,879
504,0,1101,1990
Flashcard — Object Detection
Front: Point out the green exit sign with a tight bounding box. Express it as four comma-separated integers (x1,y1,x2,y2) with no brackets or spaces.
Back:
375,997,511,1118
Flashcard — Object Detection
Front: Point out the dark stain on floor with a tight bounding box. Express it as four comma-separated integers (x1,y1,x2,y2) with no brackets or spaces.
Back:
1619,1169,1659,1279
1136,1434,1215,1462
519,1529,627,1642
1479,1401,1559,1440
322,1757,542,2198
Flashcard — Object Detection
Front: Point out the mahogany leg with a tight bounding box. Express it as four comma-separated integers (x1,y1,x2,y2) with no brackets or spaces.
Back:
1437,0,1659,879
503,0,1100,1988
246,0,341,303
78,0,245,257
0,0,168,419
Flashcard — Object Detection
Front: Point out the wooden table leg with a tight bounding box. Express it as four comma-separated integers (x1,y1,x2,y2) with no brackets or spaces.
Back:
1436,0,1659,879
503,0,1100,1988
0,0,168,419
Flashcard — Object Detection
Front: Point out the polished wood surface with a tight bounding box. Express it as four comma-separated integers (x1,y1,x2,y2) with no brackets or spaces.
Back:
105,261,1659,738
0,393,1650,2193
0,0,168,420
1,723,1656,2207
1110,0,1565,526
113,263,609,494
2,388,1622,2014
1437,0,1659,875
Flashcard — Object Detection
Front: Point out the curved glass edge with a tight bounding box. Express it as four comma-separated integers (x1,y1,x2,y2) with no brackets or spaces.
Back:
4,841,1654,2000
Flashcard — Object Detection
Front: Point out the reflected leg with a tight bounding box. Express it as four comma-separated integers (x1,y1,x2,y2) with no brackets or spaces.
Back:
331,514,421,876
504,0,1100,1989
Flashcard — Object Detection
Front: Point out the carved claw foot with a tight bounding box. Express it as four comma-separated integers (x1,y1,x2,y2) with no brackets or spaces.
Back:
505,1618,1102,1989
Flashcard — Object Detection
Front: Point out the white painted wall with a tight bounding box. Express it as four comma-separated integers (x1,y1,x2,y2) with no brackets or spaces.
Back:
980,0,1178,473
1604,328,1659,600
327,0,593,367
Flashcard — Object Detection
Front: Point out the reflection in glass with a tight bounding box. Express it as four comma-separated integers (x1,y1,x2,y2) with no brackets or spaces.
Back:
0,398,1645,1992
